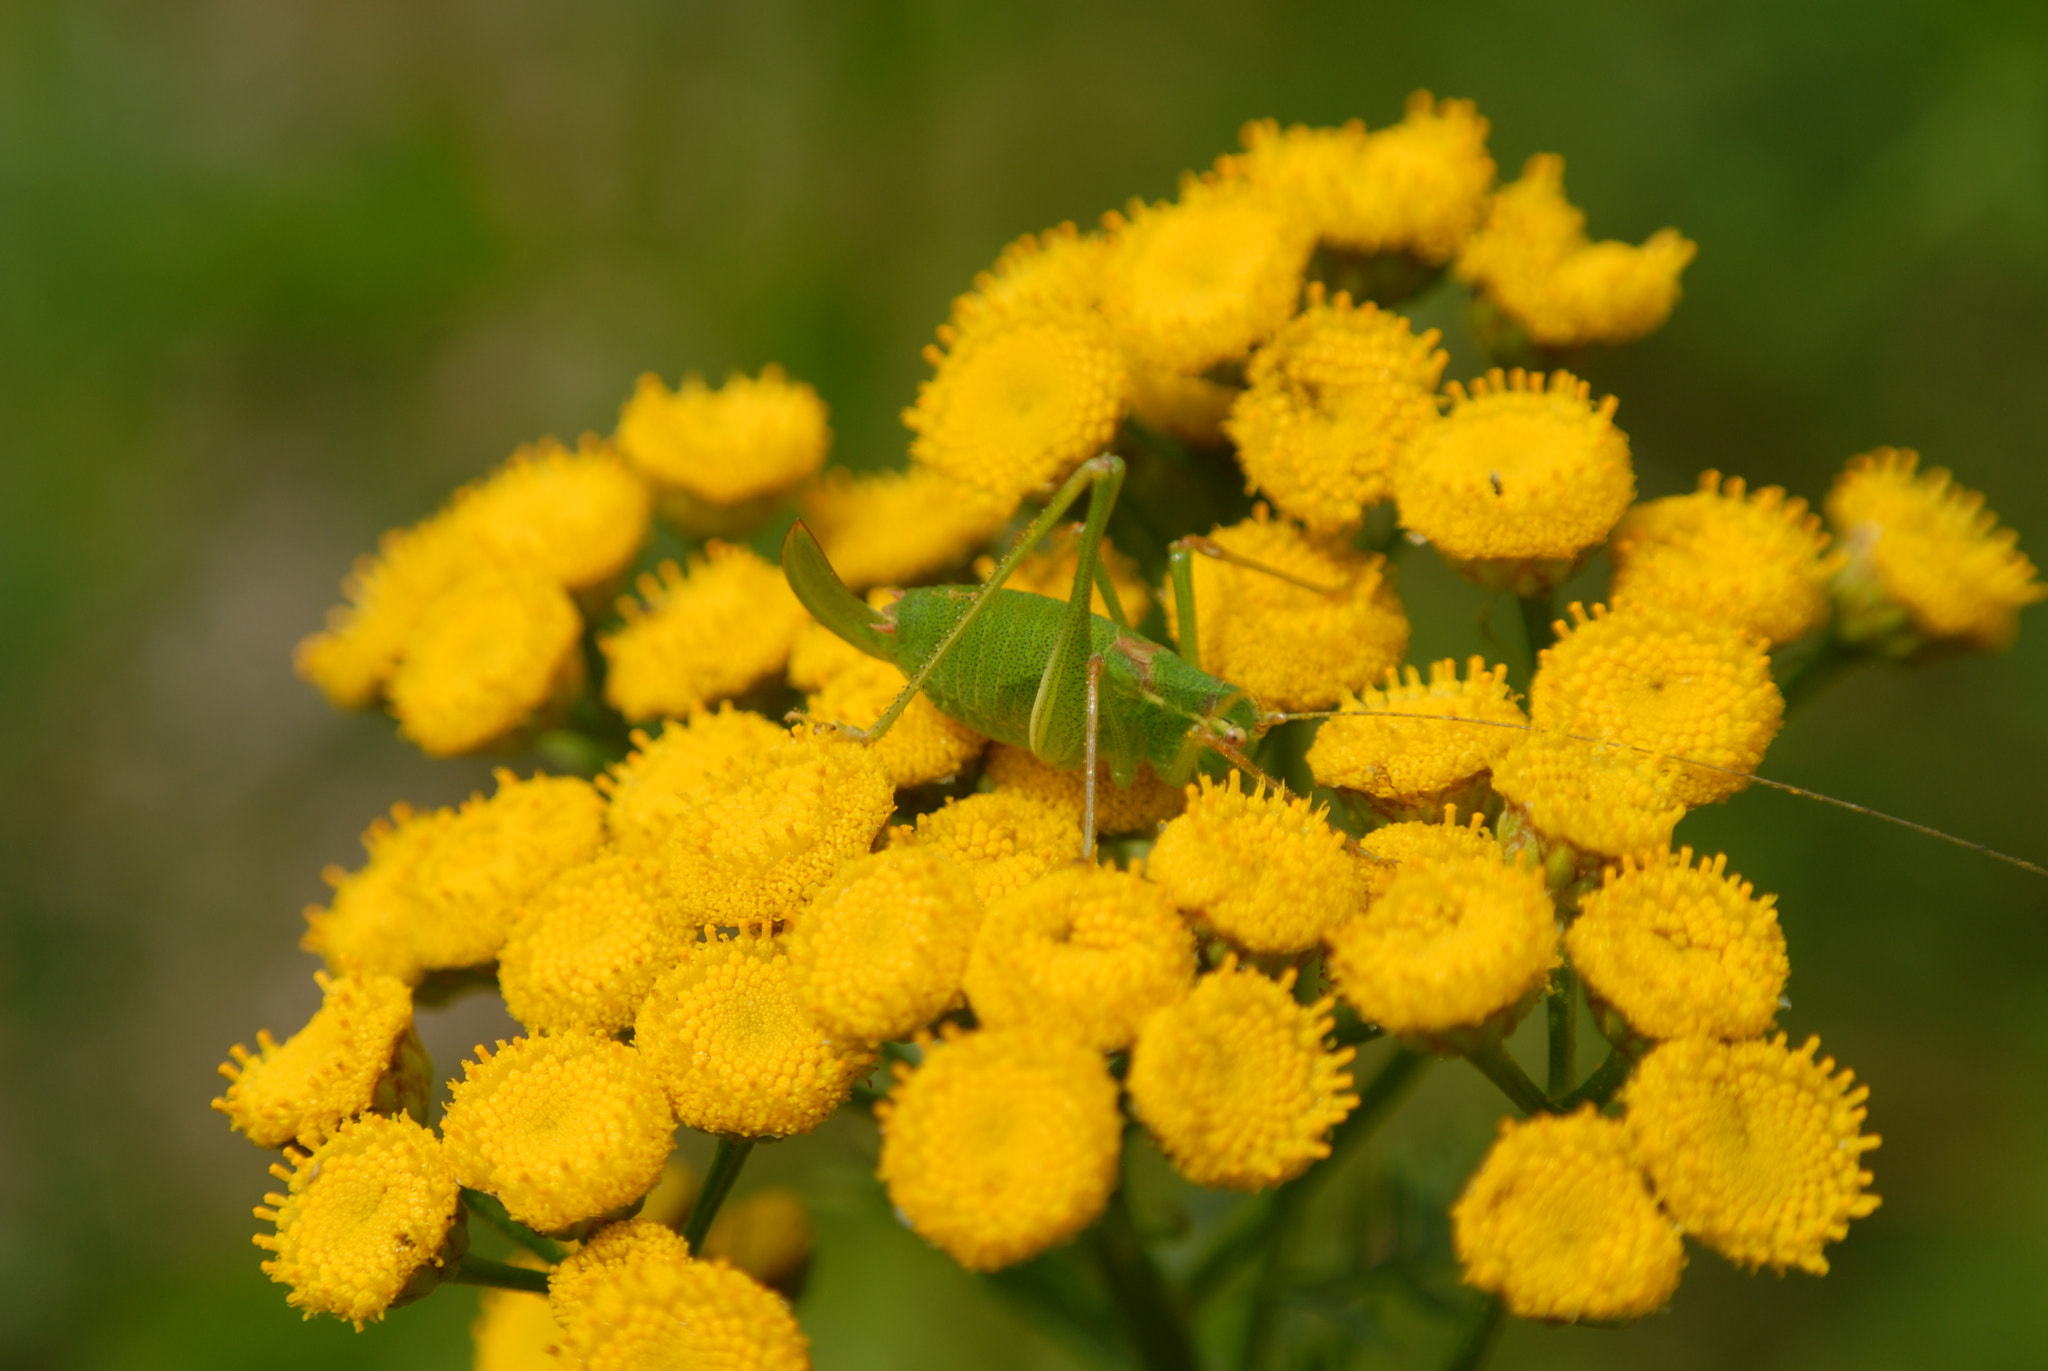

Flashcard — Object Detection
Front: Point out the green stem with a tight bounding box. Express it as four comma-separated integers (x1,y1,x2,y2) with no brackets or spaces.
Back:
1087,1185,1199,1371
1518,592,1557,674
1444,1296,1507,1371
1545,965,1577,1100
449,1254,550,1294
1555,1047,1634,1111
1777,634,1865,714
1465,1042,1548,1116
682,1135,755,1251
462,1188,565,1264
1237,1183,1305,1371
1321,1045,1431,1177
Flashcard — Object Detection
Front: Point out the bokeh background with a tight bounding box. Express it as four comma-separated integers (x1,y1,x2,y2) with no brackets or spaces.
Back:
5,2,2048,1367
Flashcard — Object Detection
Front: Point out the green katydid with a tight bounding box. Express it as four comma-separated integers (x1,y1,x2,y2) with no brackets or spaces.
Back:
783,453,2048,878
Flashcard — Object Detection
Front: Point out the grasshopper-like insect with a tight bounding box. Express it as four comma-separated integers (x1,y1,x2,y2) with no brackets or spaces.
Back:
785,452,2046,878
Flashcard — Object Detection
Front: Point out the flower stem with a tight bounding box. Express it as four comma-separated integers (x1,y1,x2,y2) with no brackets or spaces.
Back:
1443,1295,1506,1371
449,1254,550,1294
462,1188,565,1264
682,1135,755,1251
1555,1046,1634,1111
1776,634,1864,715
1545,965,1577,1099
1465,1043,1548,1116
1088,1183,1200,1371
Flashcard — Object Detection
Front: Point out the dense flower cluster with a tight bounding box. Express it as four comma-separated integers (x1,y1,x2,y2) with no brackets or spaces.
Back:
224,89,2043,1366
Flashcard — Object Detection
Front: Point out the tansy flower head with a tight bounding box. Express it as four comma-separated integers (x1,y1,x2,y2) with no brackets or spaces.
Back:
498,850,686,1035
387,564,583,757
635,930,873,1138
302,802,457,984
441,1033,674,1235
449,436,653,597
949,222,1112,332
799,647,987,789
1825,447,2045,654
983,744,1185,838
1624,1035,1880,1275
1451,1107,1682,1322
214,969,418,1148
1393,369,1634,588
905,313,1128,508
664,728,896,929
1609,471,1840,646
557,1244,811,1371
547,1218,690,1326
877,1027,1122,1271
1306,658,1526,822
1102,178,1315,376
703,1188,814,1297
1456,153,1697,348
1147,773,1370,954
1567,848,1789,1045
799,466,1010,591
601,543,810,723
294,514,472,710
1324,836,1556,1045
1127,958,1358,1190
1335,93,1496,264
890,789,1077,905
600,708,789,856
1353,809,1506,906
975,523,1154,626
614,366,829,532
1532,602,1783,808
1225,287,1447,535
963,864,1195,1052
1491,730,1686,868
786,847,983,1044
252,1114,463,1329
1163,506,1408,712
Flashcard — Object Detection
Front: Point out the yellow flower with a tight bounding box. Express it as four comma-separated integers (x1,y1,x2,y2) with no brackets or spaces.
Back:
1146,773,1370,954
214,969,418,1148
1324,836,1556,1043
252,1114,463,1329
1456,153,1697,348
548,1218,691,1326
600,708,790,856
1490,730,1686,865
1162,506,1408,712
1393,369,1634,586
1623,1035,1881,1274
472,1258,565,1371
558,1248,811,1371
703,1188,814,1297
974,523,1154,626
1305,658,1526,822
963,864,1194,1052
787,848,983,1044
635,931,873,1138
664,729,897,929
387,564,584,757
1609,471,1840,646
1567,848,1789,1044
1226,287,1446,535
614,367,829,526
1451,1107,1682,1322
949,222,1112,332
1825,447,2045,654
889,789,1078,906
1353,810,1507,905
982,744,1185,838
1102,177,1315,376
1127,958,1357,1190
798,465,1011,591
793,623,988,788
905,313,1128,508
293,514,472,710
441,1033,674,1235
450,436,653,597
601,543,810,722
498,850,685,1035
1531,602,1783,808
877,1028,1121,1271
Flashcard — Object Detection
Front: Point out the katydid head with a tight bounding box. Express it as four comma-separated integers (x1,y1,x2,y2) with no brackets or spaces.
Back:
781,521,900,666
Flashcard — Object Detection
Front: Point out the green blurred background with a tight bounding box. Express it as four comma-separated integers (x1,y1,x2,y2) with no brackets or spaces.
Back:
5,1,2047,1367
